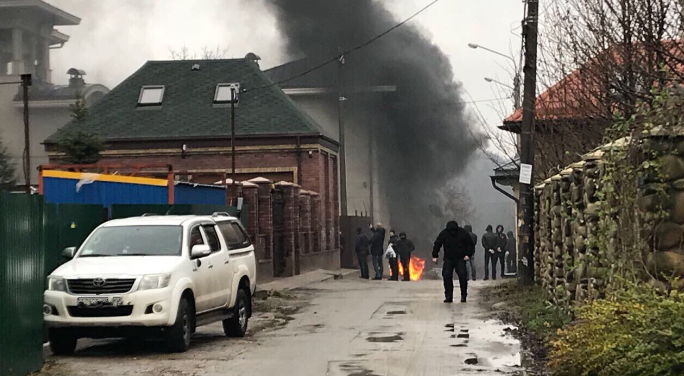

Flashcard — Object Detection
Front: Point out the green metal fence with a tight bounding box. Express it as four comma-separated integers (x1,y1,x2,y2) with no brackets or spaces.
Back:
45,204,107,276
0,193,46,376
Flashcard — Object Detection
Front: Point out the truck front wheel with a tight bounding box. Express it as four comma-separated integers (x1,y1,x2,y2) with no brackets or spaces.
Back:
223,289,249,337
165,297,193,352
49,328,77,355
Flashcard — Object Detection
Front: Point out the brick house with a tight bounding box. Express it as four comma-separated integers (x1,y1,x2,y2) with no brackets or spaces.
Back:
44,57,341,280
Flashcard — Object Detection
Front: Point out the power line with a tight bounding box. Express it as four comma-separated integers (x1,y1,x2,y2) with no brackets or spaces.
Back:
243,0,442,94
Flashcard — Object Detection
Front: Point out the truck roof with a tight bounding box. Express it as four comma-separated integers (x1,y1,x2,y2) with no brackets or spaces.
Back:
102,214,238,227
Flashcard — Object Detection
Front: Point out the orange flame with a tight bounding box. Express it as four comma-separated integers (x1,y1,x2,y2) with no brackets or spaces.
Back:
396,255,426,281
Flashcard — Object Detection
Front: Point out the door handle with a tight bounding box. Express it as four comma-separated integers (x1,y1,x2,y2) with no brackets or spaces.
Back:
224,260,230,264
208,264,214,269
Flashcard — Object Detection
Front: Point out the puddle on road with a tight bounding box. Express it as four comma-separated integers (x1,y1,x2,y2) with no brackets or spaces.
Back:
366,333,404,343
457,319,522,369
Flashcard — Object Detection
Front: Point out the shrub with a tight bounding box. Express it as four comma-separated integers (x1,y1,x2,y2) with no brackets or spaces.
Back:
549,284,684,376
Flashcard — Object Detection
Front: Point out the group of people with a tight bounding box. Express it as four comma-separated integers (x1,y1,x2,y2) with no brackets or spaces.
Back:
480,225,517,281
432,221,517,303
355,224,415,281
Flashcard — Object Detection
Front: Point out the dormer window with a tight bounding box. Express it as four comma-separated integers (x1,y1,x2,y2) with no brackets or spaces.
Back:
138,85,165,106
214,83,240,104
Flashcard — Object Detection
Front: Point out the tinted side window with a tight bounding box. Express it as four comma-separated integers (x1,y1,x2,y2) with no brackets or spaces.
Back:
218,222,251,249
203,225,221,252
189,226,204,249
231,223,251,246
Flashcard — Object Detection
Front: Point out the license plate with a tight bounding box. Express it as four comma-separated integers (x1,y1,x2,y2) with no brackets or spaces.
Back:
77,297,124,307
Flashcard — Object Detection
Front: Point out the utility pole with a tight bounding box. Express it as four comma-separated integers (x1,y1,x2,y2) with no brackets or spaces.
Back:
368,114,374,223
338,55,348,217
21,74,31,194
231,87,237,191
518,0,539,285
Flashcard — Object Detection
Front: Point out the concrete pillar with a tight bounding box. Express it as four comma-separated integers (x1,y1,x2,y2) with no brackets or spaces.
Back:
11,28,24,75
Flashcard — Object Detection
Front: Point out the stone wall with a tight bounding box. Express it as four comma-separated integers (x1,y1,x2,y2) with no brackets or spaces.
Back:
533,133,684,306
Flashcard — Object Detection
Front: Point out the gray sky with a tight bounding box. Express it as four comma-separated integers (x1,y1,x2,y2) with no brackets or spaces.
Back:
46,0,523,135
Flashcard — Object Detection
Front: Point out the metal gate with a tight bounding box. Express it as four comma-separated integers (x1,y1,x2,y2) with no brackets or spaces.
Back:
272,189,286,277
0,193,46,376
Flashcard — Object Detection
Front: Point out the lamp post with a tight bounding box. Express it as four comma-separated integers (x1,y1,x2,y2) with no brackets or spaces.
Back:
469,43,521,109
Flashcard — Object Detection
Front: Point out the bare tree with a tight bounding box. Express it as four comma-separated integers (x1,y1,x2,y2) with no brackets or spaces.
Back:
484,0,684,181
169,45,229,60
524,0,684,179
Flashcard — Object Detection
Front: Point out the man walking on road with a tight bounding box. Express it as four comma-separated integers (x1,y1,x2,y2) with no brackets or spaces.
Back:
370,223,386,280
396,232,416,281
432,221,475,303
463,225,477,281
355,227,370,279
482,225,498,280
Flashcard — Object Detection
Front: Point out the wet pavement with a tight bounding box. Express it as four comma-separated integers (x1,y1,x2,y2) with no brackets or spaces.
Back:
39,278,524,376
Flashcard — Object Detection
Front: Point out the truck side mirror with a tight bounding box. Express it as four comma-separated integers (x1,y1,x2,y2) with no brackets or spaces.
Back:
191,244,212,258
62,247,77,259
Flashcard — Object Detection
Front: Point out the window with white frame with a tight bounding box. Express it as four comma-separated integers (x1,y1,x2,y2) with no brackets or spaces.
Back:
138,85,165,106
214,83,239,104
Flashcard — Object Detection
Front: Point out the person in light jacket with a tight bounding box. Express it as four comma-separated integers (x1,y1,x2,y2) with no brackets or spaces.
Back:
385,230,399,281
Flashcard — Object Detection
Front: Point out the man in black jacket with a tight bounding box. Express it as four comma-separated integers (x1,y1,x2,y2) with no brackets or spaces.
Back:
396,232,416,281
370,223,386,280
432,221,476,303
481,225,498,280
495,225,507,279
355,228,370,279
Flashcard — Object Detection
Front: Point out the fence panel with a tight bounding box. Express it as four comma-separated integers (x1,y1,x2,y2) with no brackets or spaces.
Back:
0,193,46,376
45,204,107,276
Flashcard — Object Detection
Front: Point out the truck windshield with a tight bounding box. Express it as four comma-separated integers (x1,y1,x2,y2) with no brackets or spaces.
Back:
78,226,182,257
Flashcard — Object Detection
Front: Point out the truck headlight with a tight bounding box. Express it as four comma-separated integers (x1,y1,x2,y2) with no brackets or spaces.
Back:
138,274,171,291
47,276,67,292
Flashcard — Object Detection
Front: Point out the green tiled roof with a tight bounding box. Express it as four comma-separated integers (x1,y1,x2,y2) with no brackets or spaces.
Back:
45,59,324,143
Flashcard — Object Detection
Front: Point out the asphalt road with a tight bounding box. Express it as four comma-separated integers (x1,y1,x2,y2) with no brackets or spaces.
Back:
39,277,524,376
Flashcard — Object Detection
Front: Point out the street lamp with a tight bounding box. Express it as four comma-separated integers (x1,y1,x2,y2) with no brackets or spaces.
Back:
469,42,521,109
484,77,514,90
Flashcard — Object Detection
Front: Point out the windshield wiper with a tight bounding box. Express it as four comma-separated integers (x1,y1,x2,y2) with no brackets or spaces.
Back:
78,254,114,258
119,253,153,256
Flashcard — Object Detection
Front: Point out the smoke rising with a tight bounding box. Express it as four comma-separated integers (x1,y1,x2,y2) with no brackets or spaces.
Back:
267,0,479,248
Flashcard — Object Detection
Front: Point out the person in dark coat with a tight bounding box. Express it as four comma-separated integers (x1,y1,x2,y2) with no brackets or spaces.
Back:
494,225,507,279
355,228,370,279
481,225,498,280
432,221,475,303
396,232,416,281
386,230,400,281
463,225,477,281
370,223,386,280
505,230,517,275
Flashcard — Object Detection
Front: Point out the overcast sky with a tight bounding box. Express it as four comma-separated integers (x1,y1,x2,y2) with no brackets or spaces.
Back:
45,0,524,133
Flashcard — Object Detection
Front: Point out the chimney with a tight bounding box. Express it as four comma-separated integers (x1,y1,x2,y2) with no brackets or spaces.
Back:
67,68,86,89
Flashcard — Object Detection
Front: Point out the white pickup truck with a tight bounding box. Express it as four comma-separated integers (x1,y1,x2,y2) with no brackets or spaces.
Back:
43,213,257,354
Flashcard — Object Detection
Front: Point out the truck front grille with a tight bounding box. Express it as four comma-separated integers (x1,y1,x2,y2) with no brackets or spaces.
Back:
67,278,136,294
67,306,134,317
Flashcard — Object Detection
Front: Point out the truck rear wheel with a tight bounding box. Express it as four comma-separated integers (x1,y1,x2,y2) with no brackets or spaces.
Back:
165,297,193,352
223,289,249,337
49,328,77,356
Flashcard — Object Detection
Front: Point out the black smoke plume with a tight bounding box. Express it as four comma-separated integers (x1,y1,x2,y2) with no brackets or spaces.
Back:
267,0,478,250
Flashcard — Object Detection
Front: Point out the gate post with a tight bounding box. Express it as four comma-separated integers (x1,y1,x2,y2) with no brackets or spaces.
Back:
249,177,273,281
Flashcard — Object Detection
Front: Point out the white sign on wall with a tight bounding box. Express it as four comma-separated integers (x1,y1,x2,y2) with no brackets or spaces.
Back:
519,163,533,185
